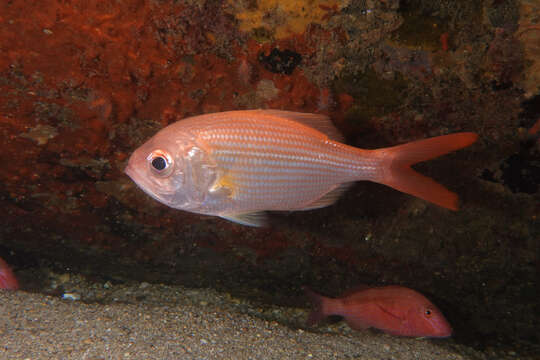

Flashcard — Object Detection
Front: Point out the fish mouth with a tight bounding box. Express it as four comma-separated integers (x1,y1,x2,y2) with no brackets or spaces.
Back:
124,162,136,180
431,323,453,338
124,162,171,205
124,163,144,189
124,163,152,197
440,327,453,338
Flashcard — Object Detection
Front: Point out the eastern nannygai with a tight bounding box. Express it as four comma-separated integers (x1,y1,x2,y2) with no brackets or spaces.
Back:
125,110,478,226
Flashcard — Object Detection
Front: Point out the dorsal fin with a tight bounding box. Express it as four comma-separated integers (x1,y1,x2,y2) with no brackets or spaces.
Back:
253,109,344,142
341,284,371,297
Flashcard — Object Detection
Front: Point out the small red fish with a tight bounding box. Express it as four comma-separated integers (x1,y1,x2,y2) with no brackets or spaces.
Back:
0,257,19,290
305,285,452,338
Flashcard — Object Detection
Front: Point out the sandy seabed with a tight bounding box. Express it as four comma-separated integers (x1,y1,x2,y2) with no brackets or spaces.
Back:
0,283,499,360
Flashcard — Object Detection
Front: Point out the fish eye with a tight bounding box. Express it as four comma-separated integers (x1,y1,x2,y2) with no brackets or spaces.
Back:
424,309,433,317
147,150,173,176
152,156,166,171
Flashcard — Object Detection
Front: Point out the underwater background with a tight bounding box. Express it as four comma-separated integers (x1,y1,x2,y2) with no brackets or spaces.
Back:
0,0,538,358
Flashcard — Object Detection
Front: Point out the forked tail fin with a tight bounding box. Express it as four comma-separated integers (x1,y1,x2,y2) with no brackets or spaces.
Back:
304,286,329,326
375,132,478,210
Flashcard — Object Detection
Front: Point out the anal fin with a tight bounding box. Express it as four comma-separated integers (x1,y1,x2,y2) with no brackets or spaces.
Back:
297,183,353,211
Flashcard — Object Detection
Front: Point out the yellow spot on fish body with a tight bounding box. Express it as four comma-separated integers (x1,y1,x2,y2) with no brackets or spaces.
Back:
209,173,236,199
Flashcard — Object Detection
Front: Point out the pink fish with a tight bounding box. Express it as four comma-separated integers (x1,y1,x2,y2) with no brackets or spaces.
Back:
0,257,19,290
305,285,452,338
125,110,477,226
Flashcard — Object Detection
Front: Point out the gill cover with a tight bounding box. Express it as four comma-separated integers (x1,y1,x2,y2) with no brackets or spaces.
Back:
182,145,219,206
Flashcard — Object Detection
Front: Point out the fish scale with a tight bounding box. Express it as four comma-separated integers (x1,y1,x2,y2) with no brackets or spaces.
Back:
187,121,383,215
205,128,375,173
305,286,453,338
125,110,478,226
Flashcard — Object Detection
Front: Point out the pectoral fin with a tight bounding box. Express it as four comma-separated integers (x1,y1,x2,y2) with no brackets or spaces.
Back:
376,304,403,321
209,174,236,199
219,212,268,227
